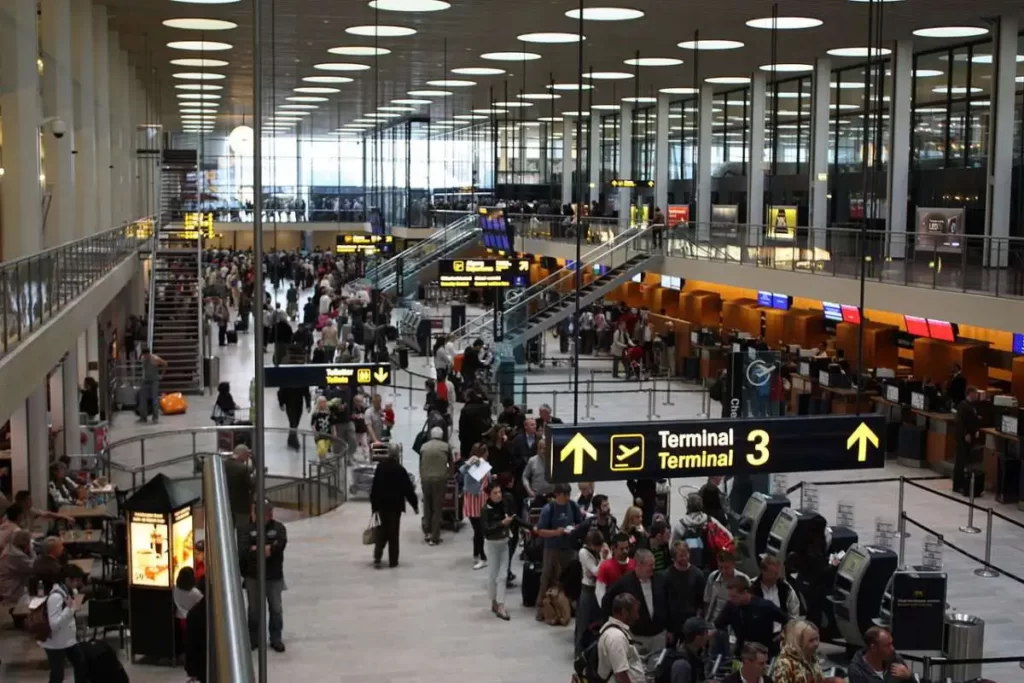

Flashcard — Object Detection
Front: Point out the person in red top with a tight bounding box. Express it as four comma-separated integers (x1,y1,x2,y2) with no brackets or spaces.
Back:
596,533,635,605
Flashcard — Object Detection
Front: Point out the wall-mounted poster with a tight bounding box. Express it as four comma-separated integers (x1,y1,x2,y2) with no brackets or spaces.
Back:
667,205,690,226
766,206,797,240
711,205,740,238
916,207,964,254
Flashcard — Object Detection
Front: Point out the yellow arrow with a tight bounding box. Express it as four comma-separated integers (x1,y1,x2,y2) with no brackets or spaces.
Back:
373,368,390,383
560,432,598,476
846,422,879,462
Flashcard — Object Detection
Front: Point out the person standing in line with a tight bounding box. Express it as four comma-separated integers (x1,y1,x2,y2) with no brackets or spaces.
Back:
953,386,982,495
224,445,255,532
534,483,583,622
773,620,844,683
721,642,773,683
662,542,706,647
847,626,912,683
610,321,633,379
321,319,339,362
597,593,646,683
138,345,166,424
751,555,802,629
601,549,668,654
240,501,288,653
369,444,418,569
36,564,88,683
481,483,518,620
704,549,749,662
418,427,451,546
667,617,713,683
460,443,491,570
575,529,605,657
215,298,231,347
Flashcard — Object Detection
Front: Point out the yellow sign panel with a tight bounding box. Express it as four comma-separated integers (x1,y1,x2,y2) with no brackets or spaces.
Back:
180,212,215,240
610,434,645,472
611,179,655,189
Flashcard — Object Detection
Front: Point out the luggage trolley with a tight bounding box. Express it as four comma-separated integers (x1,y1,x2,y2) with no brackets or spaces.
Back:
442,472,464,531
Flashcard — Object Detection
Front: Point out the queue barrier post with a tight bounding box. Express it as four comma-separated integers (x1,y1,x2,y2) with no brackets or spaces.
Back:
585,382,593,422
959,471,982,534
662,376,675,407
898,510,908,569
404,380,415,411
895,476,910,539
652,381,661,419
646,390,653,421
974,508,1001,578
590,370,600,408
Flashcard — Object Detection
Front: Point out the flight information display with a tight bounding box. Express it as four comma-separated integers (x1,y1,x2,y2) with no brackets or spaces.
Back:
438,258,530,288
479,209,513,252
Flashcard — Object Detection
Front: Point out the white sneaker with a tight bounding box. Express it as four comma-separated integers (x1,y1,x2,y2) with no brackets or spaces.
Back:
473,559,488,570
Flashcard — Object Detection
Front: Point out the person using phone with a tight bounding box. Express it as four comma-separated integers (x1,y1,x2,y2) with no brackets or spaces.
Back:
37,563,89,683
481,482,523,621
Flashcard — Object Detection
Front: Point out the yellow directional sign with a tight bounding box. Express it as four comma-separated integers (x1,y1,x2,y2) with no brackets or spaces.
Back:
560,432,598,476
610,434,645,472
846,422,879,462
373,367,390,384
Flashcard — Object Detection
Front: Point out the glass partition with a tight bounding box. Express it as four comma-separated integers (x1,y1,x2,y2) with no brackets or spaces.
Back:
600,113,620,183
668,99,697,181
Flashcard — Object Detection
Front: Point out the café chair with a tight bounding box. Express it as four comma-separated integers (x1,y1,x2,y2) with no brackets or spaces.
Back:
86,597,126,650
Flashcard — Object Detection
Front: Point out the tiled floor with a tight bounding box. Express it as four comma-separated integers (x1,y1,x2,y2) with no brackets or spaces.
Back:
6,285,1024,682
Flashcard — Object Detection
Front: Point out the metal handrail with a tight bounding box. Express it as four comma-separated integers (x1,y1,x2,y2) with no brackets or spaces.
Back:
203,455,256,683
358,213,475,287
373,215,479,291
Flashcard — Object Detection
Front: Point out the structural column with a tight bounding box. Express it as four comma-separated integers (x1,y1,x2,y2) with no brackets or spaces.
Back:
696,84,714,241
654,95,670,211
809,57,831,252
71,0,97,238
561,118,573,207
41,0,77,246
747,73,768,246
62,353,81,460
108,35,124,225
589,112,600,205
985,16,1018,268
885,41,912,260
618,107,633,231
93,6,113,233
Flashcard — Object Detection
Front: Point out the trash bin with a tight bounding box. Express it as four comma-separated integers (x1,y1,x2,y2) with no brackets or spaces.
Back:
943,612,984,682
204,356,220,390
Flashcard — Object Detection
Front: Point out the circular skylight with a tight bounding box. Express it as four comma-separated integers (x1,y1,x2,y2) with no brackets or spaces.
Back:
660,87,699,94
171,58,229,68
481,51,542,61
678,39,744,50
427,79,475,87
174,72,226,80
562,111,590,116
366,112,401,118
591,104,621,110
584,71,634,80
623,96,656,103
518,92,561,100
706,76,751,84
328,46,391,56
913,26,988,38
163,18,237,31
177,93,221,99
369,0,450,11
295,86,340,93
379,105,417,111
547,83,595,91
932,86,983,94
167,40,233,51
408,89,452,96
314,63,372,71
827,47,892,57
452,67,506,75
346,25,416,37
286,96,329,102
745,17,823,30
759,63,814,73
392,98,432,104
624,57,682,67
914,69,944,78
304,75,354,83
175,83,224,90
566,7,643,21
279,104,319,109
518,32,585,43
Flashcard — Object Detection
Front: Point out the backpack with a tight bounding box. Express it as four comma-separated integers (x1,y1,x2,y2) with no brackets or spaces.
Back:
678,519,708,568
704,518,735,569
654,649,700,683
573,623,629,683
26,588,63,642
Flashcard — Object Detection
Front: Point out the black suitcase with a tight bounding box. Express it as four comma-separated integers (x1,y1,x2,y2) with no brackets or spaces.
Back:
235,317,248,332
226,330,238,344
521,560,542,607
80,640,129,683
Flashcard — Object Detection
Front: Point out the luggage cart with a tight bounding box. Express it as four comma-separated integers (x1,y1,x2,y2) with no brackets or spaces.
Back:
441,474,463,531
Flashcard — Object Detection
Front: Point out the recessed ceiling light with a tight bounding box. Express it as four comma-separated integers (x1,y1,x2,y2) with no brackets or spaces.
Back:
493,101,532,108
547,83,594,91
968,54,1024,64
279,104,319,109
408,89,452,96
913,69,944,78
454,114,488,120
831,81,865,89
177,93,221,99
314,62,372,71
345,123,375,128
175,83,224,91
346,25,416,37
827,47,892,58
180,108,218,113
163,18,237,30
746,17,822,29
427,79,476,87
451,67,506,75
167,40,232,51
171,58,229,68
562,110,590,116
303,75,354,84
379,105,417,111
566,7,644,21
591,104,621,110
660,87,698,95
759,63,814,73
624,57,682,67
932,86,983,94
171,0,240,4
295,87,340,94
366,112,401,118
622,96,656,103
370,0,450,11
913,26,988,38
328,46,391,56
481,51,542,62
678,39,745,50
286,96,329,102
180,114,215,119
706,76,751,84
584,71,634,80
472,108,507,114
517,32,585,43
518,92,561,100
173,72,226,80
833,104,859,109
390,99,430,105
276,110,312,116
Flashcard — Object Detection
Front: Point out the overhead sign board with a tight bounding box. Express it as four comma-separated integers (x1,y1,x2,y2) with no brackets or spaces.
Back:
611,179,655,189
438,258,530,289
335,233,394,255
178,212,215,240
263,362,392,388
546,415,885,483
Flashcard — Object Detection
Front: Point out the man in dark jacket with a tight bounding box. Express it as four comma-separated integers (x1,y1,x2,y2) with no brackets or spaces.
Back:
462,338,485,387
714,575,789,656
953,387,982,495
369,445,419,568
722,642,772,683
224,445,254,531
663,542,706,645
458,390,492,461
602,549,668,653
240,501,288,652
185,597,207,682
278,385,311,450
848,626,912,683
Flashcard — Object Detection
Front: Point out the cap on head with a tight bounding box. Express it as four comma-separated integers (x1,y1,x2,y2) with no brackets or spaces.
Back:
682,617,712,641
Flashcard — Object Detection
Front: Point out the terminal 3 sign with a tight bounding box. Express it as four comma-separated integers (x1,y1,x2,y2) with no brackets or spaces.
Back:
335,234,394,255
263,362,392,388
438,258,530,289
546,415,885,482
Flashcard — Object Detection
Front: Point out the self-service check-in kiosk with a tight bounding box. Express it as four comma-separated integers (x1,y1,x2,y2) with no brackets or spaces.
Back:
830,544,899,647
765,507,825,563
736,492,790,577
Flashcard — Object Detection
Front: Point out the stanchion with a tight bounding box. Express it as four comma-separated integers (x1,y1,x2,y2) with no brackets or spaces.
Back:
959,471,981,534
697,377,709,418
589,369,600,408
650,383,661,419
646,390,653,421
895,476,910,539
403,382,415,411
553,391,559,419
898,511,907,568
974,508,1001,578
585,384,593,421
662,377,675,407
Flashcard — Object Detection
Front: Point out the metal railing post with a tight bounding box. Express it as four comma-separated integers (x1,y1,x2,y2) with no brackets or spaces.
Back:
898,510,907,568
662,375,674,406
650,383,661,418
974,508,1000,578
895,476,910,539
405,380,415,411
590,370,599,408
959,471,981,534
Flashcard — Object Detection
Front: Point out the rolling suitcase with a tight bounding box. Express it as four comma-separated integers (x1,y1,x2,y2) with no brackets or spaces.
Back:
235,317,249,333
114,383,138,410
226,330,238,344
521,560,542,607
79,640,129,683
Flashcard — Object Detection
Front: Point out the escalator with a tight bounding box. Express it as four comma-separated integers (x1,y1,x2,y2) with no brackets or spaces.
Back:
452,227,662,349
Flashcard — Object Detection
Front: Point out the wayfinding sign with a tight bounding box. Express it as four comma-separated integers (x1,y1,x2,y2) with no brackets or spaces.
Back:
438,258,530,289
335,234,394,255
263,363,392,388
546,415,884,483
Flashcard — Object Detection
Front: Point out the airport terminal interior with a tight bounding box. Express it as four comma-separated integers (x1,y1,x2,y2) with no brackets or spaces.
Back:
5,0,1024,681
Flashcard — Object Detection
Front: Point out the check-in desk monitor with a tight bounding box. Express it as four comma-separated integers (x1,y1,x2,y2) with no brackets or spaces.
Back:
736,493,791,577
830,544,898,647
765,508,826,566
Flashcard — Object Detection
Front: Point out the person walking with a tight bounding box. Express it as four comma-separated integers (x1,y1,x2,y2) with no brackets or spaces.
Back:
460,442,491,570
481,483,517,620
321,319,339,362
240,501,288,653
610,321,633,379
418,427,451,546
369,444,418,568
36,564,88,683
138,345,166,423
278,384,311,451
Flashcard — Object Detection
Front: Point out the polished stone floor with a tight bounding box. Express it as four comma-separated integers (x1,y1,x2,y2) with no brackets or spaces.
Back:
5,286,1024,682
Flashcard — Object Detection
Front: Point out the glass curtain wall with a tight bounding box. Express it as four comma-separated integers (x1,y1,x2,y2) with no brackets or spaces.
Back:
1013,34,1024,236
667,99,697,206
600,113,620,185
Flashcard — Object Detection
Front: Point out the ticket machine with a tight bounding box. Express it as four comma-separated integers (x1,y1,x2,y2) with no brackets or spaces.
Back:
830,544,899,647
736,492,790,577
765,507,825,563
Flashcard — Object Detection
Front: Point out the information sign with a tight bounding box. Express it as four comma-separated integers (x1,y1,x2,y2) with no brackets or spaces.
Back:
438,258,530,289
263,363,392,388
179,212,214,240
611,179,655,189
335,234,394,255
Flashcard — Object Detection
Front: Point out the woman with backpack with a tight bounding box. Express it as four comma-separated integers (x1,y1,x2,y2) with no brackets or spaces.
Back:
33,563,88,683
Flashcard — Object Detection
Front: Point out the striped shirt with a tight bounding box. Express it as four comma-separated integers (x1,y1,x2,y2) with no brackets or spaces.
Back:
463,473,489,518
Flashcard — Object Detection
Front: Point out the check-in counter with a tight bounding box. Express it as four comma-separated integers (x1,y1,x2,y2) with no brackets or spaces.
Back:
821,386,876,415
981,427,1020,503
789,373,818,415
696,344,728,381
872,396,907,459
911,409,956,473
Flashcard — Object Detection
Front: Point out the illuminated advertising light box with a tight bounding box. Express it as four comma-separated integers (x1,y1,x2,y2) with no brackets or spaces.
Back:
766,205,798,240
335,233,394,255
915,207,964,254
667,205,690,226
438,258,531,289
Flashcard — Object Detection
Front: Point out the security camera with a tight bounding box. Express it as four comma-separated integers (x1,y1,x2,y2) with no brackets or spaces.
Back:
40,116,67,139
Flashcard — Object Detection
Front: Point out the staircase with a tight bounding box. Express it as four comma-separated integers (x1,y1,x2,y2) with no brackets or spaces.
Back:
452,227,662,348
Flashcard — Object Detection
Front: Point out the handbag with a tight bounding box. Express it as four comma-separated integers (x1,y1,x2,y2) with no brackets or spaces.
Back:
362,513,380,546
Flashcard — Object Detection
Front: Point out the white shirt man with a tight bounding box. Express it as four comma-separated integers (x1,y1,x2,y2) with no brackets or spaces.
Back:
319,293,332,316
598,594,646,683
